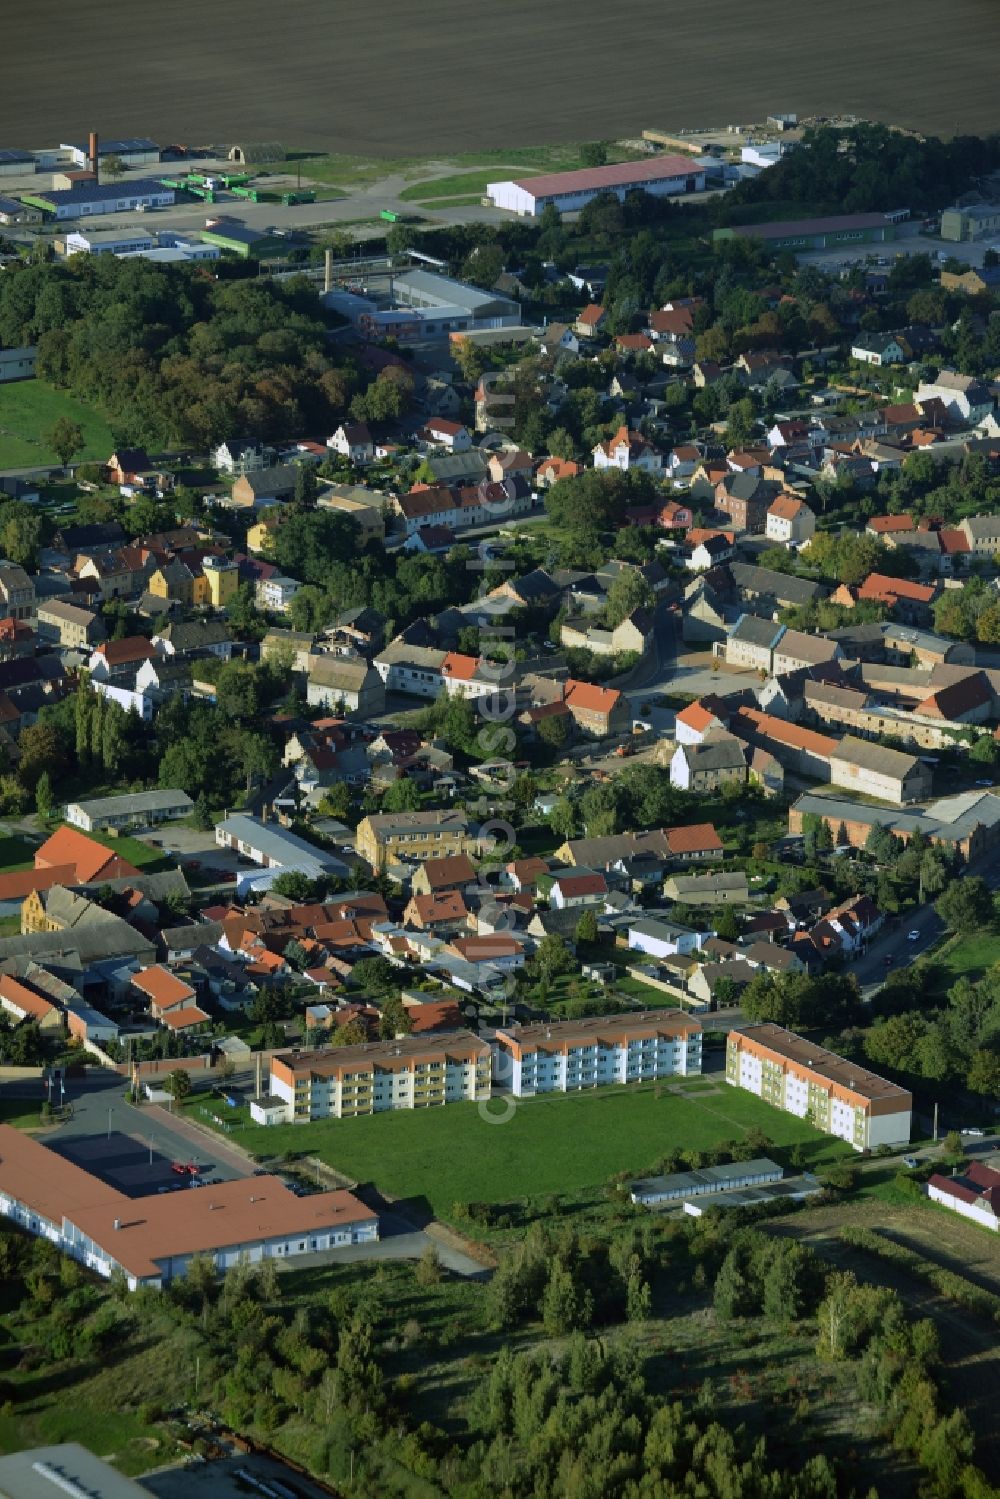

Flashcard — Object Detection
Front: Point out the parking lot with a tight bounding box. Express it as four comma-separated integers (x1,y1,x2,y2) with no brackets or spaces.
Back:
43,1072,251,1196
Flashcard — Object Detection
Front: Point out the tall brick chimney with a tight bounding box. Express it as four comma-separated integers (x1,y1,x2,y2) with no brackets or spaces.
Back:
89,130,99,182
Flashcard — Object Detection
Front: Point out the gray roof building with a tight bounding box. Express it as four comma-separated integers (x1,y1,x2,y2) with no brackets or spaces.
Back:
66,789,193,831
216,815,346,877
730,614,785,649
729,562,823,610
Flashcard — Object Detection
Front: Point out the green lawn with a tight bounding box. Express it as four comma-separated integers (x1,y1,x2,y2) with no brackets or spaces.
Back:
0,835,37,872
922,931,1000,991
296,140,646,193
195,1083,849,1222
399,171,499,203
0,381,116,468
0,1098,44,1129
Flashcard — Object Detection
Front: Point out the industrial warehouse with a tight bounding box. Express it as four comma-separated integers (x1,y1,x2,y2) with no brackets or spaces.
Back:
486,156,707,217
0,1126,378,1288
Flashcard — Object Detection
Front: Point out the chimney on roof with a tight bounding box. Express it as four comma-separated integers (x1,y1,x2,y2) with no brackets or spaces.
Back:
89,130,99,182
113,1217,121,1231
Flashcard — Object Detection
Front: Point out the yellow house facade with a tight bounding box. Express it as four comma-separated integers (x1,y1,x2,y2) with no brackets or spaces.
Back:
355,810,471,874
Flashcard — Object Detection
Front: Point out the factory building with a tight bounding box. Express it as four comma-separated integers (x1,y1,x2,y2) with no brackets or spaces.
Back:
487,156,706,217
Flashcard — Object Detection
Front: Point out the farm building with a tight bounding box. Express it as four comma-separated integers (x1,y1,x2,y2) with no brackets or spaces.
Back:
21,180,174,220
63,228,155,256
488,155,706,217
63,137,160,168
200,221,282,257
714,214,895,251
227,142,286,165
0,148,34,177
0,194,41,224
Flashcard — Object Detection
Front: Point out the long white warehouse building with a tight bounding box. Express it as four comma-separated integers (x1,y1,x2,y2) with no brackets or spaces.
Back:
487,156,706,218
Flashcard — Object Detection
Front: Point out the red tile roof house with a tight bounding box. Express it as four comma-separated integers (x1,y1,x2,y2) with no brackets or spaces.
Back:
130,965,204,1023
418,418,472,453
88,636,158,684
563,680,629,738
926,1161,1000,1231
0,974,64,1034
855,572,938,623
865,514,915,538
663,823,725,862
574,303,607,338
403,890,469,932
546,870,608,909
34,826,140,884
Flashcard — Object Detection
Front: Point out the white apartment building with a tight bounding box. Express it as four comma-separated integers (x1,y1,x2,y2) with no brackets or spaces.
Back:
269,1034,492,1121
726,1024,911,1151
493,1012,702,1097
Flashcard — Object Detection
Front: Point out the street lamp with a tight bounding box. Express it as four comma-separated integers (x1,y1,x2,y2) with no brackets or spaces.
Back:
107,1106,113,1140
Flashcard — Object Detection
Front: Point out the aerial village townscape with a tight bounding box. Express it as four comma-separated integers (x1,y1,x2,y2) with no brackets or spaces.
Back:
0,54,998,1499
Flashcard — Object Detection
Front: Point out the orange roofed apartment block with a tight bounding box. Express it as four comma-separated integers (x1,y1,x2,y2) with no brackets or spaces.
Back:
268,1032,492,1122
493,1011,702,1096
727,1024,911,1151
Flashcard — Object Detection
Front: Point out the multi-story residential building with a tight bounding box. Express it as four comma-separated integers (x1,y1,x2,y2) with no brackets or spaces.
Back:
669,732,748,793
35,599,105,649
356,809,471,874
201,554,240,608
269,1033,492,1120
725,615,784,673
493,1012,702,1096
592,425,662,474
0,562,34,622
374,641,448,698
765,493,816,546
726,1023,912,1151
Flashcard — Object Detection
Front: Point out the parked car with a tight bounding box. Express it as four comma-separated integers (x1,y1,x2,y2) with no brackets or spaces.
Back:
902,1155,919,1169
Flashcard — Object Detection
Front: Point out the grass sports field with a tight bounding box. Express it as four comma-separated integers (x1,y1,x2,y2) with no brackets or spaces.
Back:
0,382,115,469
5,0,997,154
194,1079,849,1221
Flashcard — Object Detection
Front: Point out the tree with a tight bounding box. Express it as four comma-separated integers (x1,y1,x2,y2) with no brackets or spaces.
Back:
574,909,599,944
538,712,568,750
34,770,53,820
580,141,609,168
102,154,126,181
542,1258,592,1336
47,417,84,469
381,777,421,813
16,721,64,791
0,499,43,567
292,461,317,510
714,906,741,942
215,661,261,722
536,933,575,980
332,1019,367,1046
548,797,576,841
604,570,654,628
936,877,993,936
164,1069,192,1103
193,791,214,831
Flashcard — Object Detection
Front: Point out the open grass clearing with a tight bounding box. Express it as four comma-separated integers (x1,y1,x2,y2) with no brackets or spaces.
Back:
0,382,116,469
0,835,37,872
190,1082,850,1224
920,931,1000,994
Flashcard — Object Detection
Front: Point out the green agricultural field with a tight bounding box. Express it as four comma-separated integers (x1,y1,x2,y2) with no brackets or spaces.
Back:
202,1082,849,1222
0,382,116,469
